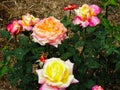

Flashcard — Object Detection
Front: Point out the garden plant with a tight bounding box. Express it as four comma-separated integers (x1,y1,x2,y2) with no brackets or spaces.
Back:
0,0,120,90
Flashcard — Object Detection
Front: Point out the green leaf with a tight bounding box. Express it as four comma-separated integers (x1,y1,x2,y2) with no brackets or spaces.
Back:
61,15,71,27
86,27,96,33
0,62,4,67
109,0,118,6
60,52,73,60
85,59,100,69
0,66,8,77
26,62,32,73
14,48,27,60
0,30,11,40
85,80,95,89
31,47,44,56
75,40,85,48
106,46,119,56
101,18,110,29
116,25,120,31
115,61,120,71
3,50,12,64
71,24,82,33
67,84,79,90
102,0,118,8
69,34,79,45
114,32,120,41
18,35,29,46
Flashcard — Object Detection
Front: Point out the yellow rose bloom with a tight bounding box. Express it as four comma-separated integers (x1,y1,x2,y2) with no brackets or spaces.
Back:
36,58,79,89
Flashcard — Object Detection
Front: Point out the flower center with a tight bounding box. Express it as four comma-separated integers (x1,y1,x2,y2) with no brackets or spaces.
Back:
44,60,70,83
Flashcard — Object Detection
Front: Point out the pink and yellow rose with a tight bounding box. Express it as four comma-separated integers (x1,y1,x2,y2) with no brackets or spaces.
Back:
6,20,23,36
36,57,79,90
73,4,101,27
19,13,40,31
92,85,104,90
32,16,67,47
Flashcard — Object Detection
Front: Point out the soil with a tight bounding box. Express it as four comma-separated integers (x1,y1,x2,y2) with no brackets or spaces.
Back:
0,0,120,90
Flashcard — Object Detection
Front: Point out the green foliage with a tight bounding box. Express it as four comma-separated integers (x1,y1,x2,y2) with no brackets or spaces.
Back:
0,29,11,40
100,0,118,8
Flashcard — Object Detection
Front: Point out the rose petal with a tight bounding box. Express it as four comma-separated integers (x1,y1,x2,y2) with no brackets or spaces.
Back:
92,85,104,90
72,78,79,83
36,69,45,84
23,26,33,31
39,84,59,90
60,75,74,88
90,5,101,15
73,16,81,25
89,16,100,27
65,60,74,74
81,20,89,27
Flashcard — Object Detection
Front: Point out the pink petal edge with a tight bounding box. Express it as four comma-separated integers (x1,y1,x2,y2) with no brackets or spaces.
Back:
73,16,81,25
90,5,101,15
36,69,45,84
89,16,100,27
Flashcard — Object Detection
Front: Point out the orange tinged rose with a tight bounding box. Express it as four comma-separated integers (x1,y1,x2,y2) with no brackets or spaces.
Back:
32,16,67,47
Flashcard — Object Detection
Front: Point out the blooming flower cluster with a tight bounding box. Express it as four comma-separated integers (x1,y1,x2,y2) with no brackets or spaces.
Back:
73,4,101,27
6,14,67,47
6,3,103,90
36,57,79,90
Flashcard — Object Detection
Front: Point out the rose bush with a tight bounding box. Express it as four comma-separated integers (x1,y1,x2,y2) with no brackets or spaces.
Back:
0,1,120,90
